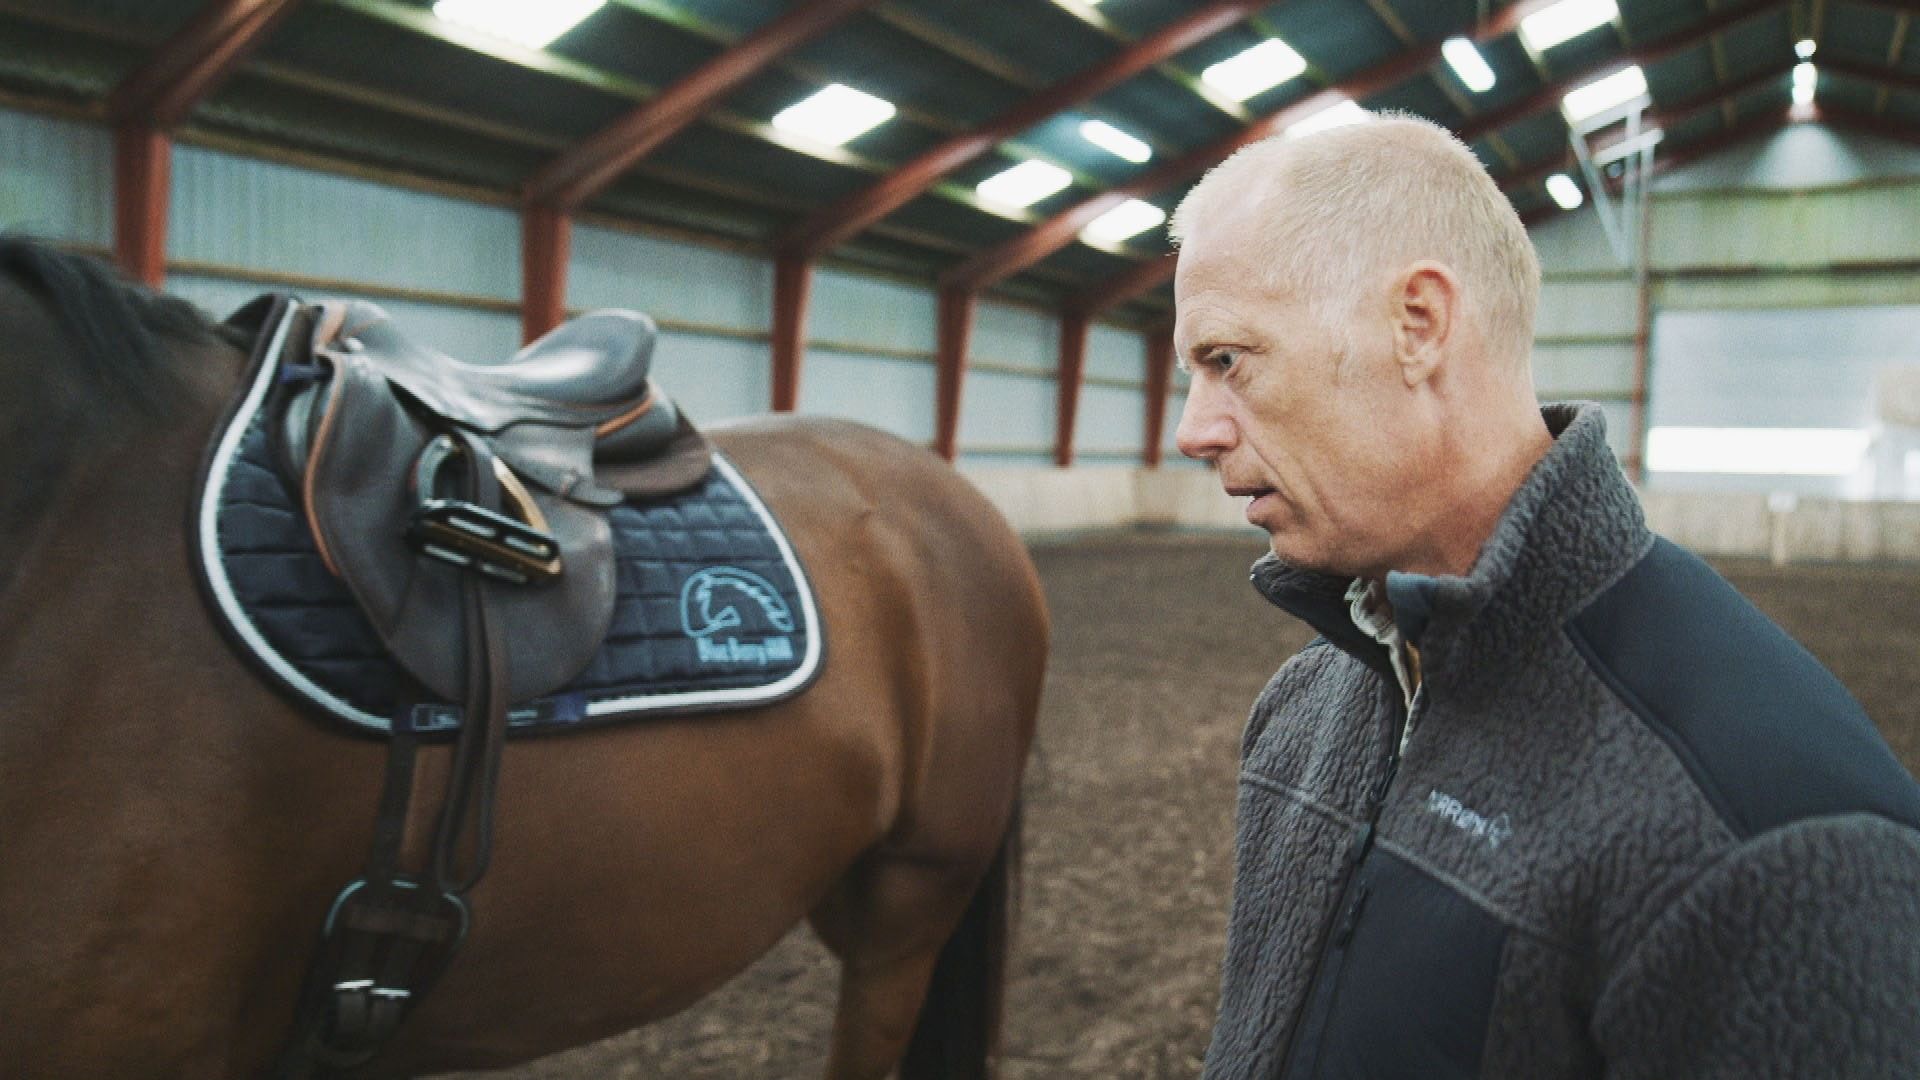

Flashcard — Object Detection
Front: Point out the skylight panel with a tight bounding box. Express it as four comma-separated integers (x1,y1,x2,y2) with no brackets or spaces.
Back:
1201,39,1308,103
1561,65,1647,124
1545,173,1584,210
1442,37,1497,94
433,0,606,50
1286,101,1371,139
1080,120,1152,164
1647,427,1870,476
977,161,1073,210
1082,199,1167,244
1792,62,1817,106
1519,0,1619,52
771,84,897,147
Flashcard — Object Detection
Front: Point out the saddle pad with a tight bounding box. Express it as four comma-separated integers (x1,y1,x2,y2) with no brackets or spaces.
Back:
193,315,823,737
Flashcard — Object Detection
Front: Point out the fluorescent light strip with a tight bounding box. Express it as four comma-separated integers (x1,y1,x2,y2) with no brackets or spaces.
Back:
433,0,605,49
977,160,1073,209
1287,101,1371,139
1080,120,1152,164
1082,199,1167,244
1647,427,1871,476
1442,37,1497,93
1201,39,1308,103
1562,65,1647,123
771,83,896,147
1545,173,1584,210
1519,0,1619,52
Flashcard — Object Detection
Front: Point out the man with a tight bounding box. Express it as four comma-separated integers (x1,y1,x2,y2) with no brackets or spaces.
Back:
1171,112,1920,1079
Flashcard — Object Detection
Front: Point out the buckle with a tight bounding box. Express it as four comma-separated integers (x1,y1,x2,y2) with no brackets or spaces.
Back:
407,435,561,584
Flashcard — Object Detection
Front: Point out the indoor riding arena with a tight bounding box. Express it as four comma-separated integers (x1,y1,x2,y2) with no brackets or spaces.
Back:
5,1,1920,1079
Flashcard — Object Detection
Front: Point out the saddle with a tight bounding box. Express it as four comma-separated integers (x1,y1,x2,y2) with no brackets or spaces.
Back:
238,295,719,1078
281,298,709,703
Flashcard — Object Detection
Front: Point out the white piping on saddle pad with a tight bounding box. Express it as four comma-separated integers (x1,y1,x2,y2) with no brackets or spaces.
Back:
196,304,393,732
197,310,822,731
583,454,823,718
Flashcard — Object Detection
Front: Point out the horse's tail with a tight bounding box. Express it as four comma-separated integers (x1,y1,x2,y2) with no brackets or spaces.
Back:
899,800,1021,1080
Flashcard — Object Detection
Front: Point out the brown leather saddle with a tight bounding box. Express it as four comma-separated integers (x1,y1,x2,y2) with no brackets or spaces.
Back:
262,297,713,1078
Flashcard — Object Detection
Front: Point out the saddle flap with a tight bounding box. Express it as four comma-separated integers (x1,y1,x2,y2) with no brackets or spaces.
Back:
301,352,618,705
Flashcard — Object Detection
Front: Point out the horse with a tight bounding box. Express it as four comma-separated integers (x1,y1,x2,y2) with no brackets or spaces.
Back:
0,237,1048,1080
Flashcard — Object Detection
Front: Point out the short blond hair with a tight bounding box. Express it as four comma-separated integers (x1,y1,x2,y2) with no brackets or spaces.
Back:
1170,112,1540,368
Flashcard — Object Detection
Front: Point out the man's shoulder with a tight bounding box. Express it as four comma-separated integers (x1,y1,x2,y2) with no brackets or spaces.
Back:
1565,535,1920,839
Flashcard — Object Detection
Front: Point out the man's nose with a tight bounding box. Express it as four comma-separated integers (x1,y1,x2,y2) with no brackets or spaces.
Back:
1175,383,1236,461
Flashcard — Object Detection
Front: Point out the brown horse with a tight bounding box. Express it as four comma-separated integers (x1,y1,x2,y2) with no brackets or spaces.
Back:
0,239,1047,1080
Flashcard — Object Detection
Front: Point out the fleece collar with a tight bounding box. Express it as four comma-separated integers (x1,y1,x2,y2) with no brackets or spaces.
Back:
1250,404,1654,694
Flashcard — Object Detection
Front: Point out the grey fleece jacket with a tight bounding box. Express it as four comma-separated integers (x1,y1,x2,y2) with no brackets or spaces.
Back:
1205,404,1920,1080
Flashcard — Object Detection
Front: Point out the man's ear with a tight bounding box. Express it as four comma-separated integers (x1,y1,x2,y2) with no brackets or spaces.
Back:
1390,261,1459,388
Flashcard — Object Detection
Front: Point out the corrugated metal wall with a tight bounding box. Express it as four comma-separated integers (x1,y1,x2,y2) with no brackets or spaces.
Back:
1528,124,1920,485
0,104,1169,467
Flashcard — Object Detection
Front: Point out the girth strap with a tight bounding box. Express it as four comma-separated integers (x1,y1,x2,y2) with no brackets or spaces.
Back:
274,432,519,1079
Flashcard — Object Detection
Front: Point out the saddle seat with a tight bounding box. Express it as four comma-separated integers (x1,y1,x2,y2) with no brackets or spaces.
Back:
275,298,710,709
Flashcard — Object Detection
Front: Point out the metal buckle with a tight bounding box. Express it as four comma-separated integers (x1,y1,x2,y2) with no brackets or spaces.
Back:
407,435,562,584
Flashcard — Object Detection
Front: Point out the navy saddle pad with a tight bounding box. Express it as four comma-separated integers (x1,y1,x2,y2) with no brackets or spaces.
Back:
193,316,823,737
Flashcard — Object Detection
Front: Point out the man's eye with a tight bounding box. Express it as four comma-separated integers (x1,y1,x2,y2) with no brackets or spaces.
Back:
1206,351,1238,372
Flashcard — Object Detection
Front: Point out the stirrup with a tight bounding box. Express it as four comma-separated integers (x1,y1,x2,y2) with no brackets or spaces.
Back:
407,435,561,584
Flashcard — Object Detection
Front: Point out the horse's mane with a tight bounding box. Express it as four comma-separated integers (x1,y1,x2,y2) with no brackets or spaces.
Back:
0,234,229,410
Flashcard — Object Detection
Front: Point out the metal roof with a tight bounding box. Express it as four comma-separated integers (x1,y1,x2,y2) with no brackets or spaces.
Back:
2,0,1917,321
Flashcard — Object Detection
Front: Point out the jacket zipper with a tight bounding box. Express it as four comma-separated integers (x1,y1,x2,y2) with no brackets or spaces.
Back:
1271,685,1424,1079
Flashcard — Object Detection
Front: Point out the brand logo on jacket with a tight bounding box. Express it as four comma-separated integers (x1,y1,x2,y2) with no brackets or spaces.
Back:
1425,789,1513,849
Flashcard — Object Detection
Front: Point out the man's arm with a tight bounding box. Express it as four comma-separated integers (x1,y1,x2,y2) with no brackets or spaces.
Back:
1593,814,1920,1079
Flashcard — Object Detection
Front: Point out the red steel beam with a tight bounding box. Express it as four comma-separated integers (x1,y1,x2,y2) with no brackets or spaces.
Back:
521,205,571,344
519,0,875,341
1820,56,1920,97
523,0,879,211
945,0,1782,294
1142,326,1175,467
106,0,301,286
781,0,1273,259
933,287,975,461
771,254,811,412
108,0,301,129
1055,310,1091,466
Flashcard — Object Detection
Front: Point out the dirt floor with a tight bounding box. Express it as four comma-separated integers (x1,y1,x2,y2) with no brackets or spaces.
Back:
442,532,1920,1080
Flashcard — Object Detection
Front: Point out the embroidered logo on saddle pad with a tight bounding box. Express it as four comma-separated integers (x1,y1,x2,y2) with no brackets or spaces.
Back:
680,567,797,666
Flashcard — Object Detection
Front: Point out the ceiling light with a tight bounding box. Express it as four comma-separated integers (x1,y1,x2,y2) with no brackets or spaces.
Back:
1082,199,1167,244
1442,37,1497,93
433,0,605,50
1079,120,1152,164
1545,173,1584,210
1561,65,1648,123
977,160,1073,209
1201,39,1308,103
772,84,897,147
1520,0,1619,51
1286,100,1371,139
1796,38,1817,59
1793,62,1817,106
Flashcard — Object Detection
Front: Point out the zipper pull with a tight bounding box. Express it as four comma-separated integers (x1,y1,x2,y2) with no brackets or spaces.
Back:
1334,885,1371,946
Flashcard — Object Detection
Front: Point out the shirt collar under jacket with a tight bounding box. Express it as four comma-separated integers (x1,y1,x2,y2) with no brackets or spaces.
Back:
1250,403,1656,700
1345,577,1419,709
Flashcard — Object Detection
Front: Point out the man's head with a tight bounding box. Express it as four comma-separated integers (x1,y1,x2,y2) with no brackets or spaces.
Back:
1170,112,1547,577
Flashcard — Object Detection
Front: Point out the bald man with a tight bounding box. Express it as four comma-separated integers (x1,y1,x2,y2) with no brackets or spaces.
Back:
1172,113,1920,1079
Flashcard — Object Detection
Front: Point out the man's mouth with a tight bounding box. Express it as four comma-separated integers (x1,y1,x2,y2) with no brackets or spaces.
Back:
1223,484,1276,500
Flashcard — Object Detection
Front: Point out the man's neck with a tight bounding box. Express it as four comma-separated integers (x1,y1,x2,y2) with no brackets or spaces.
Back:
1393,409,1555,579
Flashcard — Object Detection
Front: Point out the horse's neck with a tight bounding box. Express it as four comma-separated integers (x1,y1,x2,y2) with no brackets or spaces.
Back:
0,311,239,629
